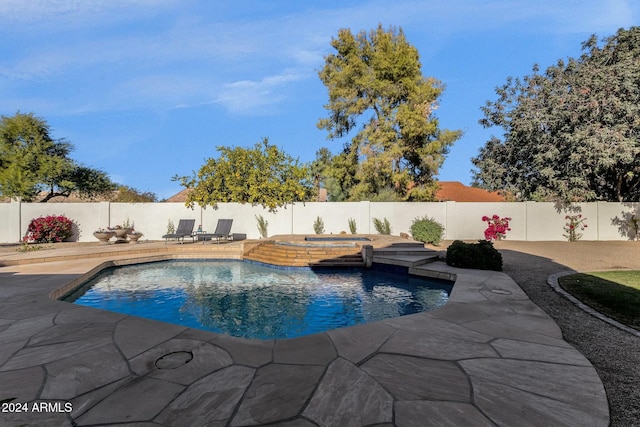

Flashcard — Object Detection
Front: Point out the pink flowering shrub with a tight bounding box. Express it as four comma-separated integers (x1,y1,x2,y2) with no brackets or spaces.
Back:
482,215,512,241
24,215,75,243
563,214,587,242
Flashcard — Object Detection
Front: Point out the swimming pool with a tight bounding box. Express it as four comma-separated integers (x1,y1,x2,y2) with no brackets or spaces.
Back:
65,260,453,340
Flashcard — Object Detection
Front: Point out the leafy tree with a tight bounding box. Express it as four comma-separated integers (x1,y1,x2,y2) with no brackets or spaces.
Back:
473,27,640,202
175,138,314,212
0,112,115,202
317,24,461,201
111,185,158,202
57,165,115,203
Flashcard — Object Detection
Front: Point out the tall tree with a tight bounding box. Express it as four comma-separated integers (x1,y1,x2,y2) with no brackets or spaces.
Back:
309,146,359,202
0,112,115,202
309,147,333,200
174,138,314,212
473,27,640,202
318,24,461,201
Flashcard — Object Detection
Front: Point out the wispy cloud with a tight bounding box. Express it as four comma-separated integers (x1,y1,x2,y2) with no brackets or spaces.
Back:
214,71,307,114
2,0,637,196
0,0,637,118
167,69,308,115
0,0,178,25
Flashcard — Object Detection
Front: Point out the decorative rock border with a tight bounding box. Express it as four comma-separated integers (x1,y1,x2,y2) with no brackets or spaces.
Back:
548,270,640,338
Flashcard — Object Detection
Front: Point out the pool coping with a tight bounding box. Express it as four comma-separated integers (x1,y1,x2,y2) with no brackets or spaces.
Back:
0,244,609,426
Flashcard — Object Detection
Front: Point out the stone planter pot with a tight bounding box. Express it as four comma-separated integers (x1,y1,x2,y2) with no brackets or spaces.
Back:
127,233,143,244
111,228,132,243
93,231,115,245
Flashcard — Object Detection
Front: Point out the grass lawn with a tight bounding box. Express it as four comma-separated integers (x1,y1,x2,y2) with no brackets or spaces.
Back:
559,270,640,331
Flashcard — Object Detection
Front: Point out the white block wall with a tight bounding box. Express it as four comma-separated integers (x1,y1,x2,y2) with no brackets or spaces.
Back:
1,200,639,243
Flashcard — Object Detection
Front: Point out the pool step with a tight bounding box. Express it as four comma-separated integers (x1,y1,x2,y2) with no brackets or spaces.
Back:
244,241,364,267
373,247,435,256
372,254,440,268
370,243,439,267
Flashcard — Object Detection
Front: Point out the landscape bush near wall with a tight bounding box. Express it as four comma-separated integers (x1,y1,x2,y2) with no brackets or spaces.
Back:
1,200,639,243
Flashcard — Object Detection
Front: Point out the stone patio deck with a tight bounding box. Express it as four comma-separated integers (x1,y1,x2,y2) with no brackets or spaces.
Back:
0,239,609,426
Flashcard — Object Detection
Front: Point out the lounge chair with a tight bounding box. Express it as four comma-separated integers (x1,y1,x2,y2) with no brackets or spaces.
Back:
197,219,233,244
162,219,196,244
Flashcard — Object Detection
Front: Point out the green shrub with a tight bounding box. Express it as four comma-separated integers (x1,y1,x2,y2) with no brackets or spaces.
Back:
410,216,444,245
372,217,391,235
446,240,503,271
313,216,325,234
256,214,269,238
348,217,357,234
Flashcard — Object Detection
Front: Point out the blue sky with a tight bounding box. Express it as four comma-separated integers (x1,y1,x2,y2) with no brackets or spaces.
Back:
1,0,638,200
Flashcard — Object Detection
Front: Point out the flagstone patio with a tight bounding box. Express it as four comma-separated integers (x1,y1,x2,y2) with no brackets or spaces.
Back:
0,240,609,426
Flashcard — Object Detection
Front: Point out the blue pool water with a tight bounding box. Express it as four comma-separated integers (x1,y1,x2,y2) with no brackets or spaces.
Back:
66,260,452,340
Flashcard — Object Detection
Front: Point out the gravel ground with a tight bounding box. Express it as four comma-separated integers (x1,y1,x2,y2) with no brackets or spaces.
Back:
487,241,640,427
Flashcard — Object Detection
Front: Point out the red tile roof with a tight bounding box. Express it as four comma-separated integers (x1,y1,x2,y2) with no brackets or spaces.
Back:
435,181,506,202
165,188,190,202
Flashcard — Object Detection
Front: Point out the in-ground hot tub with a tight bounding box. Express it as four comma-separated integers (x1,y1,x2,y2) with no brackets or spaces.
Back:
304,236,371,242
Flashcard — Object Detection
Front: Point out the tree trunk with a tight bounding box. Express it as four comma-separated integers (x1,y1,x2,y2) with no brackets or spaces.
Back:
617,174,623,202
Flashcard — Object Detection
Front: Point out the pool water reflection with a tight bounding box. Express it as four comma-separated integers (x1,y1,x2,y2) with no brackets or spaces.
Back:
66,260,453,340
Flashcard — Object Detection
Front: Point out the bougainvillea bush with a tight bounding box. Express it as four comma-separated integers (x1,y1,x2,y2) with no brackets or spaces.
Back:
482,215,511,241
24,215,75,243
